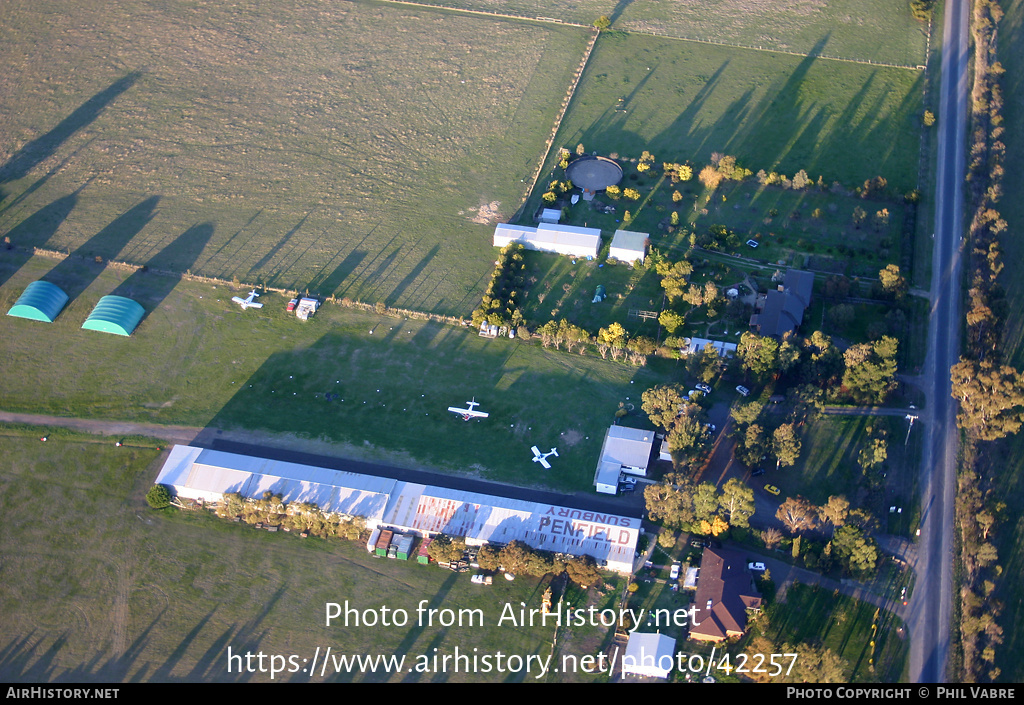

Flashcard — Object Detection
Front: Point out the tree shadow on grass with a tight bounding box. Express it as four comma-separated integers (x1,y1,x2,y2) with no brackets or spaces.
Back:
40,196,160,302
0,187,84,289
0,71,142,187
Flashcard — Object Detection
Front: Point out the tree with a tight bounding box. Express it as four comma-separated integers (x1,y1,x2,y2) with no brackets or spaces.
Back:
593,15,611,30
819,495,849,537
777,496,818,534
427,533,465,563
761,527,783,550
499,540,533,575
951,358,1024,440
698,165,724,191
878,264,908,300
146,484,171,509
666,412,709,461
738,332,779,380
641,384,686,431
771,424,802,467
692,482,720,523
477,545,501,571
720,478,755,528
832,525,878,575
623,187,641,201
735,423,767,467
841,336,898,404
644,482,695,528
658,260,693,302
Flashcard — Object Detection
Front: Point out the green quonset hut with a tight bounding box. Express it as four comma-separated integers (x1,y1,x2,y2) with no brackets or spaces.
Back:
81,295,145,336
7,281,70,323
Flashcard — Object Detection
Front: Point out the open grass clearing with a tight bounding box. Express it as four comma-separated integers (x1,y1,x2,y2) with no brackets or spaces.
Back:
0,256,664,491
403,0,928,66
0,0,590,316
761,582,908,681
0,429,618,682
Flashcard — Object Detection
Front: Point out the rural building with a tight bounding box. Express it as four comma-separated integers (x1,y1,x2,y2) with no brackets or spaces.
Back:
689,548,762,642
154,445,395,523
749,269,815,338
81,295,145,336
621,632,677,679
379,481,640,574
493,222,600,258
539,208,561,224
154,445,640,574
608,230,648,264
6,280,69,323
594,425,655,492
682,337,737,358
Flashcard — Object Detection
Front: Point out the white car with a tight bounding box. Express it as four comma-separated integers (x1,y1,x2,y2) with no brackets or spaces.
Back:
748,562,766,572
746,239,759,248
736,385,751,397
669,563,681,580
696,383,712,394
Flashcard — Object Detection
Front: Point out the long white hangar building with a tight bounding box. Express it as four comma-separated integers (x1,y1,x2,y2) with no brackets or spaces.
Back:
155,445,640,574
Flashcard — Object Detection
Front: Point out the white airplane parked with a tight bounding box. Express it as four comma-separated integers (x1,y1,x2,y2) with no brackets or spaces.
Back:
231,290,264,310
531,446,558,469
447,398,489,421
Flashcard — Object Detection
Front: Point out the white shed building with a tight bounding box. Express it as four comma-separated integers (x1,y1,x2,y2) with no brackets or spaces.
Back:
621,633,677,679
153,445,640,574
493,223,600,258
608,230,648,264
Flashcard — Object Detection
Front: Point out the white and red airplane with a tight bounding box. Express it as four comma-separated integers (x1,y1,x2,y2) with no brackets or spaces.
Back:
531,446,558,469
447,398,489,421
231,290,264,310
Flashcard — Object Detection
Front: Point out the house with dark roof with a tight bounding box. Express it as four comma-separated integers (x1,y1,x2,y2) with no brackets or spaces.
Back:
748,269,815,338
689,548,762,642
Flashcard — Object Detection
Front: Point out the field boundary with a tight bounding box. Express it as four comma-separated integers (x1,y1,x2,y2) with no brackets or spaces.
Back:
375,0,926,70
514,28,600,221
10,246,471,327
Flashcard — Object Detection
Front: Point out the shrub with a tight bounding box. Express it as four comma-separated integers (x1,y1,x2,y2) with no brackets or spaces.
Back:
146,485,171,509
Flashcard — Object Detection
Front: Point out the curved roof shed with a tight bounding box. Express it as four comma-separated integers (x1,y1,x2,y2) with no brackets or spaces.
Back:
81,295,145,336
7,281,69,323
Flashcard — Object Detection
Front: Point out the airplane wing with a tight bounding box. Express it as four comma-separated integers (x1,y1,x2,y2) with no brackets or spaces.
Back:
531,446,541,456
231,297,246,305
538,458,551,469
247,302,263,308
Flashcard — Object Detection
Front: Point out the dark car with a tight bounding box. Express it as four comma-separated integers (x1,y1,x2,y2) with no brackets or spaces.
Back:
752,468,765,477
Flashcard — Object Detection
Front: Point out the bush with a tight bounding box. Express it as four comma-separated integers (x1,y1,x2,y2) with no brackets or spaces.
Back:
146,485,171,509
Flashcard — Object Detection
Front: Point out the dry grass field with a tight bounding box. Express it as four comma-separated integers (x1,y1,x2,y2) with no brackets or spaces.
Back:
0,0,589,315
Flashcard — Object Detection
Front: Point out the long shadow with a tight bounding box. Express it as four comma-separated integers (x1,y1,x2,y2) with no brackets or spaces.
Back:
110,222,215,316
387,244,439,307
0,71,142,186
308,248,368,297
249,211,313,274
0,188,83,289
41,195,159,302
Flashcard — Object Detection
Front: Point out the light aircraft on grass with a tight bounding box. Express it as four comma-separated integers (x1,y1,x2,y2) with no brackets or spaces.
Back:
447,399,489,421
231,290,264,310
531,446,558,469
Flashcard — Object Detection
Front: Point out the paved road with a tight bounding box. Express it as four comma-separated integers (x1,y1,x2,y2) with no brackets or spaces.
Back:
907,0,970,684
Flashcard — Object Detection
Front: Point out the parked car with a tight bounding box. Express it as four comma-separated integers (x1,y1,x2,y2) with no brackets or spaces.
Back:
696,383,712,394
618,484,635,495
736,385,751,397
286,298,298,312
752,468,765,477
669,563,681,580
746,239,759,248
748,562,766,572
764,484,781,496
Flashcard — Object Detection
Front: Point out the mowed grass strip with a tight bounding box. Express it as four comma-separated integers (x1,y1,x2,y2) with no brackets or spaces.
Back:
400,0,928,66
0,257,662,490
0,0,590,316
521,31,923,229
0,431,617,682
